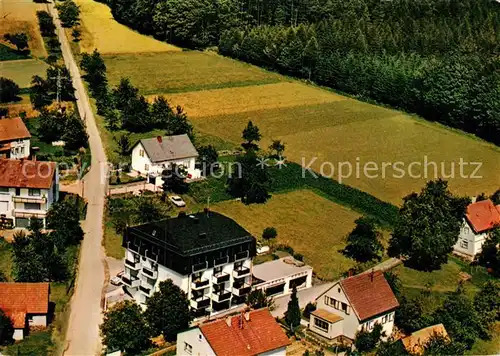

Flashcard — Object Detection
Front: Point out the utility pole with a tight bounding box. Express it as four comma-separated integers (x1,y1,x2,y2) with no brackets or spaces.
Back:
49,68,62,105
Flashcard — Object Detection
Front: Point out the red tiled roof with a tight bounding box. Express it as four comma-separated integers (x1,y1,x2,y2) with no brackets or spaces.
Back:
199,309,290,356
340,271,399,321
465,199,500,233
0,283,49,328
0,117,31,142
0,159,56,189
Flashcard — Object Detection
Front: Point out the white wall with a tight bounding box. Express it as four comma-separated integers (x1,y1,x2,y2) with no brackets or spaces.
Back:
8,139,30,159
0,186,53,227
176,327,215,356
30,314,47,326
13,328,24,341
357,312,395,341
454,220,487,257
131,143,153,175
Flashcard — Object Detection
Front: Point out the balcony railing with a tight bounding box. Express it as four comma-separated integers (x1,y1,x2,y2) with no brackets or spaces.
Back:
214,255,229,267
234,250,249,261
191,279,210,290
13,196,46,204
125,259,141,270
122,274,140,288
141,267,158,279
233,267,250,278
13,209,47,219
212,290,232,303
212,273,230,284
192,261,208,273
139,284,153,296
190,296,211,309
232,284,251,297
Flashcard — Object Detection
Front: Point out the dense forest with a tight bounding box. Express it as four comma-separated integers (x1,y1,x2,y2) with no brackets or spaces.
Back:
106,0,500,145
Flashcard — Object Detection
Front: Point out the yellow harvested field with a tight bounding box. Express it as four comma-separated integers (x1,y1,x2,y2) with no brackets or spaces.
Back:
0,0,47,57
159,82,346,117
0,95,38,118
185,92,500,205
75,0,180,54
104,51,283,94
213,190,359,280
0,59,48,87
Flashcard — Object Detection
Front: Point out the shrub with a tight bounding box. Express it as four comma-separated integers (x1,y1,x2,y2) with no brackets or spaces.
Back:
262,226,277,239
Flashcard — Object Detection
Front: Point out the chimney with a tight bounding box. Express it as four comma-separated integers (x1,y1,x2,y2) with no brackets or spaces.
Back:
370,268,375,282
157,136,163,143
348,268,354,277
225,316,232,327
244,311,250,321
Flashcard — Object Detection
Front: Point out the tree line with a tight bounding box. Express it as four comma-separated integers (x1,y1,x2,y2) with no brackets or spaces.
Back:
105,0,500,146
80,50,194,137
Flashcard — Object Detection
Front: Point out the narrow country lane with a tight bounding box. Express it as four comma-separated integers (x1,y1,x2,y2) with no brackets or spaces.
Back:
47,2,109,355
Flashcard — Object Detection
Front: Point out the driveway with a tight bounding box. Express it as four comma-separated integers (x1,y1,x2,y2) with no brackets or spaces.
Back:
47,2,109,355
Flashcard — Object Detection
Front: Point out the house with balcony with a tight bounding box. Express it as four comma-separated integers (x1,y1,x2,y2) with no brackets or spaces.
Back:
0,117,31,160
0,159,59,228
122,210,256,318
130,134,201,186
309,271,399,343
454,199,500,258
177,308,290,356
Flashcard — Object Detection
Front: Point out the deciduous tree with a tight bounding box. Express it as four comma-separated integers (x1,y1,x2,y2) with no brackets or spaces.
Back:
0,77,20,103
3,33,29,51
343,217,383,262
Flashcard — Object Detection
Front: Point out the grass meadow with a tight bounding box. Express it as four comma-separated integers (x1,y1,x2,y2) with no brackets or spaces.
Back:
74,0,180,54
212,189,361,280
0,0,47,58
0,59,48,88
104,51,283,94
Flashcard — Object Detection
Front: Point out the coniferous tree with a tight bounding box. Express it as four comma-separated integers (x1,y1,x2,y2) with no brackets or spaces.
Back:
285,286,301,332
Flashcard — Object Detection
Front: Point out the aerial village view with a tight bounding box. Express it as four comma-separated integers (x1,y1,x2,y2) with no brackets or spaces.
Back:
0,0,499,355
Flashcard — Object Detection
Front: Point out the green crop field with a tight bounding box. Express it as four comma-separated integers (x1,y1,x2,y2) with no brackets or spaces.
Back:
103,51,284,94
160,83,500,205
212,189,361,280
0,59,48,88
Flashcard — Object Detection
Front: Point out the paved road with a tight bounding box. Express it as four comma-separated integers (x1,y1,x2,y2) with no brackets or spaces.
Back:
48,3,109,355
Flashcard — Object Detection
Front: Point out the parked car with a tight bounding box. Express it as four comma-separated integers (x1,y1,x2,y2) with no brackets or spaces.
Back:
169,195,186,207
110,271,124,286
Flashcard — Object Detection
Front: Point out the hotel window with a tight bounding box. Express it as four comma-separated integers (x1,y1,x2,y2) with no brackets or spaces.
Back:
460,240,468,249
139,149,145,157
389,313,394,322
29,188,41,196
214,266,222,275
25,203,41,210
145,164,149,171
20,147,24,154
184,342,192,355
382,315,388,324
314,317,329,332
464,227,470,234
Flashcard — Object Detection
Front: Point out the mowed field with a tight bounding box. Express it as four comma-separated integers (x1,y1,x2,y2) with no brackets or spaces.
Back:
74,0,180,54
213,189,360,280
0,59,48,88
0,0,47,58
104,52,283,94
102,50,500,204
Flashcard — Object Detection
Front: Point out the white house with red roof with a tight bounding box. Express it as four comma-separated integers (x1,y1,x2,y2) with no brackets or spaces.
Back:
176,308,290,356
0,159,59,228
0,282,50,340
454,199,500,257
0,117,31,160
309,271,399,342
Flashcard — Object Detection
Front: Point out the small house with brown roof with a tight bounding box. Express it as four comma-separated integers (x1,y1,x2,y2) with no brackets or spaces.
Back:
0,117,31,160
0,159,59,228
176,308,290,356
309,271,399,342
0,282,50,340
454,199,500,258
401,324,449,355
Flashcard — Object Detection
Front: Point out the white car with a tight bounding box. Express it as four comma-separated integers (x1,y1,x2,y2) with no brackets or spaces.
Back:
110,271,124,286
169,195,186,207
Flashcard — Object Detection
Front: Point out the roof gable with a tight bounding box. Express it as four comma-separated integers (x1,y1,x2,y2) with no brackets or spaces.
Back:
0,117,31,142
465,199,500,233
137,134,198,163
0,159,56,189
199,309,290,356
339,271,399,321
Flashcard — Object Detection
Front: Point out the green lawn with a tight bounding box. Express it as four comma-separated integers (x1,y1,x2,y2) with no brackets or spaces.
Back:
0,44,30,61
0,59,48,87
213,189,361,280
0,238,13,280
104,51,284,94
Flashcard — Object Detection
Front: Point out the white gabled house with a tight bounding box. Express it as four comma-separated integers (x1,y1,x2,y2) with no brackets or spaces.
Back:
454,199,500,258
309,271,399,342
130,134,201,186
0,159,59,228
0,117,31,160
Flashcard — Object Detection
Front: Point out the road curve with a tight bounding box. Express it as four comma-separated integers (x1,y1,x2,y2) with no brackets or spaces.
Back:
48,2,108,355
